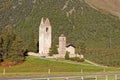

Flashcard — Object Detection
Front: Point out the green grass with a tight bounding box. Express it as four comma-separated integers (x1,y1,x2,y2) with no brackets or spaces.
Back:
0,56,119,78
1,0,120,67
46,58,95,66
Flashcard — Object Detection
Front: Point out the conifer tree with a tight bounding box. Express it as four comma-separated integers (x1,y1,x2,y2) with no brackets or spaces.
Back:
9,37,25,63
48,42,58,56
1,26,25,63
0,36,3,62
48,47,53,56
65,51,69,60
27,31,37,52
1,26,15,57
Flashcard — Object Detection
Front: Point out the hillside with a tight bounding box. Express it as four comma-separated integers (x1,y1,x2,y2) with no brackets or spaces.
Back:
85,0,120,17
0,0,120,66
0,0,34,31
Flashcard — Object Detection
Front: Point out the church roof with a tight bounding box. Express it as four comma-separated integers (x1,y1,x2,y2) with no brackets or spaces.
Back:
66,43,76,48
56,44,75,48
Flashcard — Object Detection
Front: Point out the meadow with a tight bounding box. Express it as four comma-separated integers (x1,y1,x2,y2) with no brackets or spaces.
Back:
1,0,120,67
0,56,119,78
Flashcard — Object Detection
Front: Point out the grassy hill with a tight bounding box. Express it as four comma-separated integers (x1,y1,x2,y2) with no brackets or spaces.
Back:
0,56,119,78
0,0,120,66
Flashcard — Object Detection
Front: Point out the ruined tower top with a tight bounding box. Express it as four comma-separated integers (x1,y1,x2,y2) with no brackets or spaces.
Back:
40,18,51,26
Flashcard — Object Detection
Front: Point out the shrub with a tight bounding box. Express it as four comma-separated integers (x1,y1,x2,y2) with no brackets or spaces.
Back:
65,52,70,60
70,57,76,61
77,58,85,62
70,57,84,62
48,48,53,56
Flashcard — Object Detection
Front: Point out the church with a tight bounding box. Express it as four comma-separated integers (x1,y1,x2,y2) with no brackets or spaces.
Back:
38,18,76,57
28,18,76,58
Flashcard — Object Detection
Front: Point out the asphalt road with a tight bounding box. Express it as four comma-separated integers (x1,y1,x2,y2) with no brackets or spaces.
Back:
1,73,120,80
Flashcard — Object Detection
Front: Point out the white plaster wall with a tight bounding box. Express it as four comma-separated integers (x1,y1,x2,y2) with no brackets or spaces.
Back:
66,46,75,54
39,19,51,55
39,25,44,54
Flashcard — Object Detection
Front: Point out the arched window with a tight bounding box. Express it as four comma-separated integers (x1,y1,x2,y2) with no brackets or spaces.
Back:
46,27,48,32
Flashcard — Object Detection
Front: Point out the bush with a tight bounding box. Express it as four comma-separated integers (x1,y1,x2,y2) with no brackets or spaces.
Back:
70,57,84,62
70,57,76,61
65,52,69,60
48,48,53,56
77,58,85,62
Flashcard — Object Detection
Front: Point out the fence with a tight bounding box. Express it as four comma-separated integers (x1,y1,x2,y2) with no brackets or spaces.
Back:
29,73,120,80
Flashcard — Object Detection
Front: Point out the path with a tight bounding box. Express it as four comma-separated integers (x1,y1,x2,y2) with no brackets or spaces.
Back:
85,59,107,67
46,58,107,67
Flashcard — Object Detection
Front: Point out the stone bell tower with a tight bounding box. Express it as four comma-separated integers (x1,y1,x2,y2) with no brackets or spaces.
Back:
39,18,51,55
58,34,66,54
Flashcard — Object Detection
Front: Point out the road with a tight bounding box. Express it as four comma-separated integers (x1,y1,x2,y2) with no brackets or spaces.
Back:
1,73,120,80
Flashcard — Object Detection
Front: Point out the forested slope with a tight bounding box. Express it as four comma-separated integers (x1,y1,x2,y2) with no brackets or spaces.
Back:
0,0,34,31
0,0,120,67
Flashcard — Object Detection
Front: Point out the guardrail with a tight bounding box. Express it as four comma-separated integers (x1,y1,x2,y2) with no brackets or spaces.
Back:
0,73,120,80
8,73,120,80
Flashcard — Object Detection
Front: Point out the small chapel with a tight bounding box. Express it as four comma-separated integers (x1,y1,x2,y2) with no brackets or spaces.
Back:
38,18,76,58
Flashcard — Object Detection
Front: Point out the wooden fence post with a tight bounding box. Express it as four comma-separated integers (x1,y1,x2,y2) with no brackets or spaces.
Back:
81,76,84,80
95,75,97,80
3,68,5,75
81,69,83,73
65,77,69,80
103,67,106,72
47,78,50,80
105,75,108,80
48,69,50,74
115,74,117,80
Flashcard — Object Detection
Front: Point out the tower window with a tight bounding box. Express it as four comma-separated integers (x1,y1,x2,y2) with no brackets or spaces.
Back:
46,27,48,32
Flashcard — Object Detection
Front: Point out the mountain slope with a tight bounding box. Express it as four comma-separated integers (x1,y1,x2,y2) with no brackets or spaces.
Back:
0,0,34,31
1,0,120,67
85,0,120,17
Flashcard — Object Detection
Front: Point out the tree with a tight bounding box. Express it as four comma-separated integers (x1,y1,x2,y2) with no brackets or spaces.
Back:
27,31,37,52
48,47,53,56
9,37,25,63
48,42,58,56
0,26,25,64
65,51,70,60
0,36,3,62
1,26,16,58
